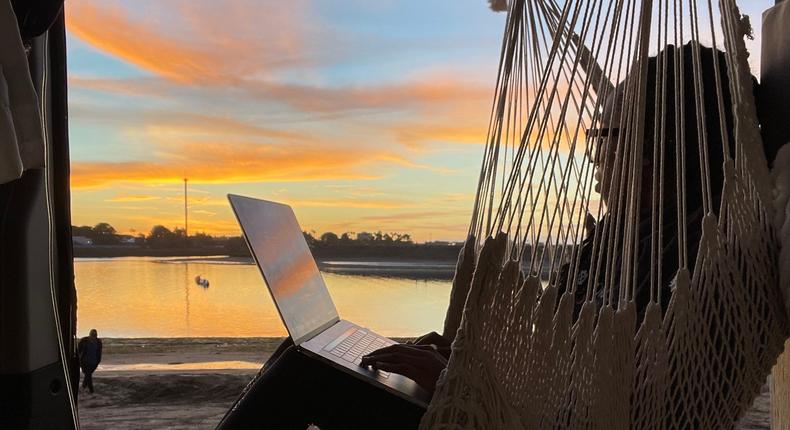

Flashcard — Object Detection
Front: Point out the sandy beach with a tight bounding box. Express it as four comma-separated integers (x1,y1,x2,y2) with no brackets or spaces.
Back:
77,338,273,430
77,338,771,429
77,337,402,429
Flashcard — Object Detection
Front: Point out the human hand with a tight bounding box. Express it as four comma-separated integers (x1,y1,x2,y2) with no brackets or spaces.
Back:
409,331,451,359
360,344,448,394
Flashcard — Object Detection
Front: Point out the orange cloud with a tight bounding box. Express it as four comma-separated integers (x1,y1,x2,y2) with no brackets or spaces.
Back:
372,79,588,150
287,198,411,210
105,194,161,202
70,74,492,117
171,196,229,207
390,121,487,148
66,1,310,84
191,209,217,216
159,195,409,210
67,4,228,84
70,139,415,189
70,103,306,141
68,76,170,97
439,192,476,203
362,210,469,223
238,79,492,113
66,2,492,114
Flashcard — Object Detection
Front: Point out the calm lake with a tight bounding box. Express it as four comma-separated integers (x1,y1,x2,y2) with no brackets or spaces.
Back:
75,257,452,338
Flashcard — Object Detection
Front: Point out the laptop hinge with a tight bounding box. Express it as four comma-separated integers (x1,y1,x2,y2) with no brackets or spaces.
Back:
293,316,340,346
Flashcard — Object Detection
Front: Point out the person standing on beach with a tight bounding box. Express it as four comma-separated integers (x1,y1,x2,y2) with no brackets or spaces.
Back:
77,329,102,394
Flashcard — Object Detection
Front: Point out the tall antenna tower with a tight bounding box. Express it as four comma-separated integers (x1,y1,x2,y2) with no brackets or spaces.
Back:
183,178,188,237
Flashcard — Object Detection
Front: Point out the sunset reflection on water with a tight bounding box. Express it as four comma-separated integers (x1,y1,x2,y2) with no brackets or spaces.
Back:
75,257,452,338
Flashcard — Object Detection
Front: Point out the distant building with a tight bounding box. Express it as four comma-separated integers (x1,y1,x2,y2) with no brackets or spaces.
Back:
72,236,93,246
117,235,137,245
356,232,374,241
426,240,459,246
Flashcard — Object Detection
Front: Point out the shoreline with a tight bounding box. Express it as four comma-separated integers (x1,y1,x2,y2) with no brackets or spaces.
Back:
76,256,459,279
73,242,465,260
99,336,414,357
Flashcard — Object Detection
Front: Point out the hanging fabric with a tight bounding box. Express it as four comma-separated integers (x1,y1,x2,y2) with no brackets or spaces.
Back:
0,0,44,184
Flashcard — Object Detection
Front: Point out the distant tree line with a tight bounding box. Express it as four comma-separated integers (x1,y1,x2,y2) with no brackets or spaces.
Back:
72,223,415,251
72,223,199,248
71,223,466,260
303,231,413,246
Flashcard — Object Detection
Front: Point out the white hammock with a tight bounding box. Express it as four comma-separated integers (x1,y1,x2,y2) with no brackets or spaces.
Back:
423,0,788,428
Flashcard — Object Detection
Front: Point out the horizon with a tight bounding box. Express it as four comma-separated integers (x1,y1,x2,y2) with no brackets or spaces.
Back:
65,1,770,243
70,221,447,244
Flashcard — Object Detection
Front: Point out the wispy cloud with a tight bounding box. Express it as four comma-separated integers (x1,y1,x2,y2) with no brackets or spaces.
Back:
288,197,411,210
105,194,161,202
237,79,491,114
390,121,487,148
66,0,314,84
362,210,468,223
440,192,476,203
70,138,418,188
191,209,217,217
70,75,491,118
70,103,307,141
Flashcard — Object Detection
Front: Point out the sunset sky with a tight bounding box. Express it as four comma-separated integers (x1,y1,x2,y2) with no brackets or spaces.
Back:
65,0,770,242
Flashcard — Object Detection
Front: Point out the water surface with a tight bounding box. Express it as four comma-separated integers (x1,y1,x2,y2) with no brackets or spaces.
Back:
75,257,452,338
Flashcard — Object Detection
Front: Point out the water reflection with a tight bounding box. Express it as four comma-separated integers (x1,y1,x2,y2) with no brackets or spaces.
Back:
184,263,190,337
75,257,452,338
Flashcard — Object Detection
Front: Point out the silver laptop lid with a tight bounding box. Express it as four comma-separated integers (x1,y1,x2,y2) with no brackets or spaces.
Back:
228,194,339,345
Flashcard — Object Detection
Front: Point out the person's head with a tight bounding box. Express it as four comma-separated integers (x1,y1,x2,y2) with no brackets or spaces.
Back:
589,43,736,214
588,83,623,204
89,329,98,338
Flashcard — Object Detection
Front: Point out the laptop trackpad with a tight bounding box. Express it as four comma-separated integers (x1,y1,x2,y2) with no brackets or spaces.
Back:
301,320,431,407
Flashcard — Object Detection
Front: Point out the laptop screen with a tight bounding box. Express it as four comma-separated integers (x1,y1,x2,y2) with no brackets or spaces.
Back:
229,195,339,344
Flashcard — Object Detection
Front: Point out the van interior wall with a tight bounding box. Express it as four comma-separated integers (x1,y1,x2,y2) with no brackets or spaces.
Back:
0,6,77,429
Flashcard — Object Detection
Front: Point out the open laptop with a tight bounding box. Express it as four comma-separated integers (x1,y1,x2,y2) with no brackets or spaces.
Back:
228,194,431,407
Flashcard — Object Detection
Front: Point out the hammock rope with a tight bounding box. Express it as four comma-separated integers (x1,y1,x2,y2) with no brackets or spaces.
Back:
428,0,788,428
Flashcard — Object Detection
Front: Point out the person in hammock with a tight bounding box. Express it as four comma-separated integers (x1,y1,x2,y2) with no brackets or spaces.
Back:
554,42,747,324
217,43,750,429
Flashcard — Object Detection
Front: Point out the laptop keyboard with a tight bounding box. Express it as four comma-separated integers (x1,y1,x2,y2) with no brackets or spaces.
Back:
324,328,394,378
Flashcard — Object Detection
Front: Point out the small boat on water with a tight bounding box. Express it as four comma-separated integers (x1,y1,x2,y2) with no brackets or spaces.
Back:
194,275,209,288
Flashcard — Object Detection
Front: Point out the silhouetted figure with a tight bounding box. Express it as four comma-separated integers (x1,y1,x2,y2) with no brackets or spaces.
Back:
584,212,596,240
78,329,102,394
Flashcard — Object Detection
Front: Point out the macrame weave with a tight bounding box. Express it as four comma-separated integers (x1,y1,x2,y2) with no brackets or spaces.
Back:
422,0,788,428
